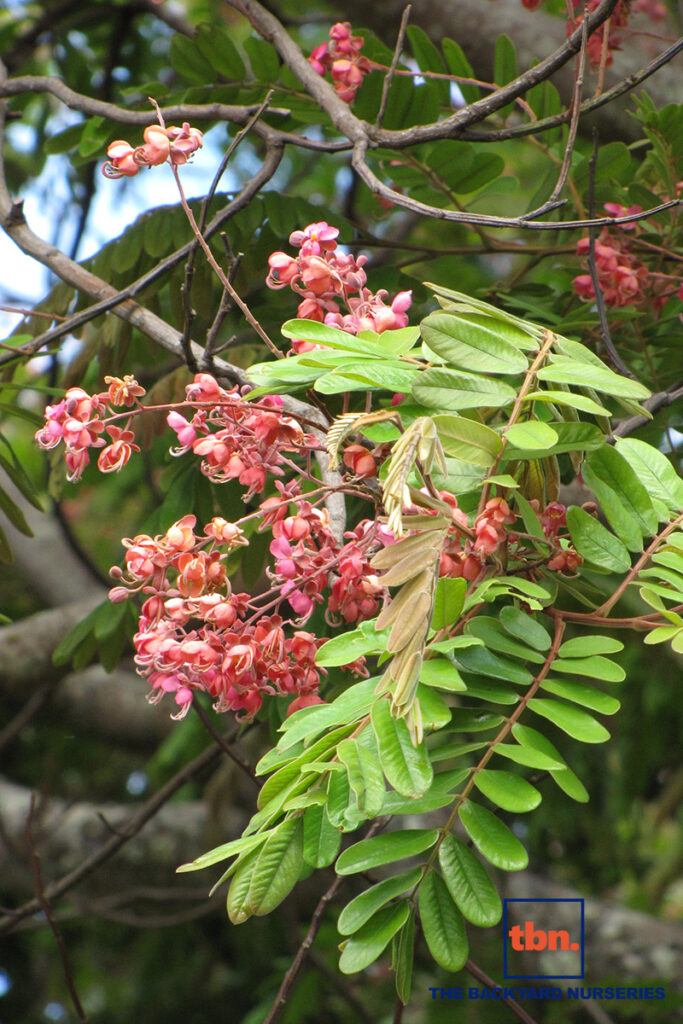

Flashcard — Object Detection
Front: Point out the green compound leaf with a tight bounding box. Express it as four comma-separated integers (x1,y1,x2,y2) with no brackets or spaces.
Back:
303,804,342,869
499,606,551,651
371,699,434,797
458,800,528,871
336,828,439,876
473,769,542,813
528,698,611,743
566,506,631,574
439,834,502,926
337,867,422,935
339,902,410,974
419,871,469,971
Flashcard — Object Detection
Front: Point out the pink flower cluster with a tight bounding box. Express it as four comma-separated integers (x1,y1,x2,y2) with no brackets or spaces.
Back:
166,373,315,499
567,0,666,67
573,204,653,308
103,123,202,179
437,494,514,581
265,484,383,625
309,22,372,102
35,375,144,482
267,221,412,352
537,501,583,574
110,513,326,720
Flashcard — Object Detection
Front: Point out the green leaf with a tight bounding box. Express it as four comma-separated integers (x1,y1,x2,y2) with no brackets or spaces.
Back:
504,421,605,459
536,360,650,400
551,655,625,682
512,723,588,802
499,606,551,651
226,846,261,924
528,698,610,743
541,678,620,715
419,871,468,971
412,368,516,412
303,804,341,868
52,603,104,666
505,421,557,451
338,736,386,818
417,685,452,730
494,33,517,86
278,677,377,750
421,312,528,375
449,709,504,732
584,446,658,538
381,768,468,815
245,817,304,916
169,35,215,83
441,38,479,104
316,628,385,667
559,635,624,658
0,486,33,536
615,439,683,512
371,700,434,797
315,362,419,395
458,800,528,871
393,907,416,1005
466,617,546,664
0,450,42,510
456,646,534,685
432,577,466,630
419,658,467,692
339,902,410,974
177,831,268,873
244,36,280,81
337,867,422,935
281,319,390,356
525,390,611,417
494,743,566,771
432,414,502,467
336,829,439,876
566,506,631,573
473,770,541,812
195,23,246,79
438,834,502,926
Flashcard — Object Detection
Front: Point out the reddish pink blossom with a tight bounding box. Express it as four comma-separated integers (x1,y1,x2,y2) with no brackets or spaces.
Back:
97,426,139,473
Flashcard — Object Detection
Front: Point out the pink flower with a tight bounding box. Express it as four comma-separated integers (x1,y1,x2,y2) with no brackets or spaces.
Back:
97,427,139,473
103,140,139,178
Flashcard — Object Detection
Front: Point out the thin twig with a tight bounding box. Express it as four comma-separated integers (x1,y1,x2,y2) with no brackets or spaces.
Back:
0,685,51,756
27,794,89,1022
586,131,637,379
376,5,411,129
170,163,282,358
192,699,260,789
465,959,541,1024
262,820,385,1024
548,12,588,205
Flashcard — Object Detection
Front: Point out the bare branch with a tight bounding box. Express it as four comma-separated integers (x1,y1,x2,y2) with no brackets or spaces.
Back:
376,5,412,129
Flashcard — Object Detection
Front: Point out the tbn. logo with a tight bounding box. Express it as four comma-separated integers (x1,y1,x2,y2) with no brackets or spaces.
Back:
503,899,585,980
